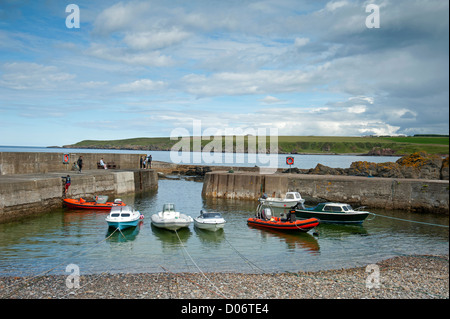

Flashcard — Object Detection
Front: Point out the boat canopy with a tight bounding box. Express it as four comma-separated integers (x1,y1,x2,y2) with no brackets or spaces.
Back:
200,211,222,219
285,192,302,200
163,203,176,212
95,195,109,204
111,206,133,213
322,203,354,212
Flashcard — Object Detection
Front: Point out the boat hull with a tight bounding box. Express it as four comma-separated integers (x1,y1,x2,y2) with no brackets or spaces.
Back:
63,198,125,210
194,219,226,231
151,214,193,231
247,217,319,232
107,219,141,230
294,210,369,224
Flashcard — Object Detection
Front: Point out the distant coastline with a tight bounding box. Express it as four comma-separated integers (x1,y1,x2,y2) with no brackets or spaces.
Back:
61,135,449,156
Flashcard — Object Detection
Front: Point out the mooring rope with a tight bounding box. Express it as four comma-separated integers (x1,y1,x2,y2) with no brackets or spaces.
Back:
159,265,227,299
369,213,449,228
223,235,266,273
174,229,227,298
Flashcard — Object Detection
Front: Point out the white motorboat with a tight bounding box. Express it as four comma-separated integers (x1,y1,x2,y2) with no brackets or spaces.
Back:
106,206,144,230
194,210,226,231
150,203,193,231
259,192,305,208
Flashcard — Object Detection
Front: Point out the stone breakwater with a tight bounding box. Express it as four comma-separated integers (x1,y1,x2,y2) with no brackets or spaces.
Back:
0,169,158,223
202,172,449,214
1,255,447,299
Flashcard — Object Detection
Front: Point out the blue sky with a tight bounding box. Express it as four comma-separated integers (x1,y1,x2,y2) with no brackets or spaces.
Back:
0,0,448,146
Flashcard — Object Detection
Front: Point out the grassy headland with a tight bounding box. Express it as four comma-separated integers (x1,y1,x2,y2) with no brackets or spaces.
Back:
63,136,449,155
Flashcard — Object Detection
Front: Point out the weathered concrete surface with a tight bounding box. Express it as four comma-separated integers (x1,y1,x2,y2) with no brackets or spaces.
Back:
0,169,158,223
0,152,146,175
202,171,449,214
152,160,259,175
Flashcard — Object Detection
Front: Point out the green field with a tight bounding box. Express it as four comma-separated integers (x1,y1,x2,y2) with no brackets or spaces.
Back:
65,136,449,155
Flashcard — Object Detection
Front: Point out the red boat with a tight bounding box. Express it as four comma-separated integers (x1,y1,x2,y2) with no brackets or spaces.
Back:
63,195,125,210
247,204,319,232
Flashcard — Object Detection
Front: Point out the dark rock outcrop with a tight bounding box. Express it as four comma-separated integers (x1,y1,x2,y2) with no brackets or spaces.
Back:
283,152,449,180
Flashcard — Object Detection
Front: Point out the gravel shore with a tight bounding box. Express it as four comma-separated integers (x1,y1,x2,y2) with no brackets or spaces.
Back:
1,254,448,299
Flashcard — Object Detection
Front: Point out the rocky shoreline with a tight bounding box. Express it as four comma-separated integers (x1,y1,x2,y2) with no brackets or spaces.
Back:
1,255,448,299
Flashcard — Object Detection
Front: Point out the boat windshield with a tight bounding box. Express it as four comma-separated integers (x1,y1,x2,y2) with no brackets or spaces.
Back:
202,213,222,219
95,195,109,204
324,205,343,212
163,204,176,212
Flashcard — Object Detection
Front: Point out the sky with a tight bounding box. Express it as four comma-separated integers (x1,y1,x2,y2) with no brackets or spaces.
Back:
0,0,448,146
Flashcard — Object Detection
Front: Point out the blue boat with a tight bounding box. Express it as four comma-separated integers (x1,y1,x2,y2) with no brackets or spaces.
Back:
106,206,144,230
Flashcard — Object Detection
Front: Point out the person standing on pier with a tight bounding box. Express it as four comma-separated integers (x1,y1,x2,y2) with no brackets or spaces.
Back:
147,154,152,168
77,156,83,173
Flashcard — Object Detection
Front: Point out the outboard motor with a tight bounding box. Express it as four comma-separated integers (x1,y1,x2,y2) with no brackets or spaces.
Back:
263,208,272,220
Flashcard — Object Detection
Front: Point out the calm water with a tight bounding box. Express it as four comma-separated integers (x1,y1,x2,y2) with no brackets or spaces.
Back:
0,179,448,277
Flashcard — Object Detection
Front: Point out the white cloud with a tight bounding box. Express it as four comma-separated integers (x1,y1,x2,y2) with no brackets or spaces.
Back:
115,79,167,92
347,105,367,114
261,96,284,104
182,69,320,97
324,1,349,12
294,37,310,47
123,28,191,50
85,43,174,67
0,62,75,90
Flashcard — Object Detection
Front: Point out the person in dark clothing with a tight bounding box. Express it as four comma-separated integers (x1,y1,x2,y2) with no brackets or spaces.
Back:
148,154,152,168
77,156,83,173
61,175,71,196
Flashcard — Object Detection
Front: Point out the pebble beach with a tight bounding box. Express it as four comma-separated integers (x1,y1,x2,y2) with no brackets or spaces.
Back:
1,254,448,299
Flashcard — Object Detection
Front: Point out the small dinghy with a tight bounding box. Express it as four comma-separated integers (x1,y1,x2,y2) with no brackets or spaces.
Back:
247,203,319,232
150,203,193,231
105,206,144,230
194,210,226,231
64,195,125,210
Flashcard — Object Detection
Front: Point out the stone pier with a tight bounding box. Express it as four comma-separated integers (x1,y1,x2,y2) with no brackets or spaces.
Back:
202,171,449,214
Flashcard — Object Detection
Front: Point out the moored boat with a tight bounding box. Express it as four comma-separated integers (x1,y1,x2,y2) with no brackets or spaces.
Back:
105,206,144,230
150,203,193,231
247,204,319,232
293,202,371,224
194,210,226,231
63,195,125,210
259,192,305,208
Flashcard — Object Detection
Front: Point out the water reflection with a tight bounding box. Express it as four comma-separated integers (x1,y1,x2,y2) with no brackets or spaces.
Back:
194,227,225,245
151,224,192,250
247,225,320,255
105,222,143,242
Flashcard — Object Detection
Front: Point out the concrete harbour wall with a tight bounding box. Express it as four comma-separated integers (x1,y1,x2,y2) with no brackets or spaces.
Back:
0,151,159,222
0,152,145,175
0,169,158,223
202,171,449,214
